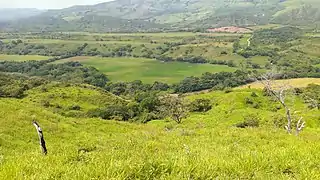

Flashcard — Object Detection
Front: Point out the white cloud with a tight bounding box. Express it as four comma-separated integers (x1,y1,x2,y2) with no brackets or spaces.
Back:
0,0,110,9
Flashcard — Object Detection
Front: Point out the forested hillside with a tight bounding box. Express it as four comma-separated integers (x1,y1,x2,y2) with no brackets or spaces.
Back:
1,0,319,32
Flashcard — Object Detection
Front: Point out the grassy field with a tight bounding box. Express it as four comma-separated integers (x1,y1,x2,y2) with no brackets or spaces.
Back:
65,32,198,37
1,39,152,45
3,30,318,77
63,32,243,37
57,56,236,84
1,85,320,179
248,56,269,66
0,54,51,61
247,24,283,30
237,78,320,89
2,32,241,44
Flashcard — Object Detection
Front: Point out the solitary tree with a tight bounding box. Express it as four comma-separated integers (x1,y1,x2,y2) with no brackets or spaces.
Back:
259,72,305,135
161,95,188,124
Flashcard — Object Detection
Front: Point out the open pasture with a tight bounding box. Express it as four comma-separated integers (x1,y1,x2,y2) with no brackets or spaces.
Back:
0,54,50,61
237,78,320,89
57,56,236,84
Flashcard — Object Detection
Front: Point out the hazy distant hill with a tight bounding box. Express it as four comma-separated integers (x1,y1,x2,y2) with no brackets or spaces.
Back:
0,8,45,22
1,0,319,32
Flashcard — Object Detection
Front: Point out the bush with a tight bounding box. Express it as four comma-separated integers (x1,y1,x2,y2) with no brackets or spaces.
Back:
69,105,81,111
41,100,51,108
140,112,158,123
245,97,254,105
220,51,228,55
262,87,272,96
235,115,260,128
273,114,287,129
224,88,233,93
293,88,303,95
227,60,236,67
189,99,212,112
302,84,320,109
87,105,130,121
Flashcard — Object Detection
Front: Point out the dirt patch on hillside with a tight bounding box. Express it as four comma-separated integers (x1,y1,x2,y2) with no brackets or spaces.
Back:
207,26,252,33
236,78,320,89
66,56,89,61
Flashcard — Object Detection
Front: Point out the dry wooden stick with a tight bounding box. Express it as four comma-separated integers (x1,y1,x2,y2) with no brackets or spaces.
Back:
296,117,305,136
33,121,47,155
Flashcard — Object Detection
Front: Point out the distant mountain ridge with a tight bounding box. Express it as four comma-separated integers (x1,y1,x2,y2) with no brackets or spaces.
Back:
0,8,45,22
0,0,319,32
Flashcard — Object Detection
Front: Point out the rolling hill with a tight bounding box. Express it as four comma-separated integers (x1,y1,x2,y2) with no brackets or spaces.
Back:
1,80,320,179
0,0,319,32
0,8,45,22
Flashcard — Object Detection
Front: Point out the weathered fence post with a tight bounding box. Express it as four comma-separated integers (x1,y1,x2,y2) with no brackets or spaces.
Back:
32,121,47,155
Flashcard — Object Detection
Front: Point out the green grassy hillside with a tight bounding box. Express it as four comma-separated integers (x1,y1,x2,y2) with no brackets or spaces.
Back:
23,83,126,117
1,0,319,32
1,85,320,179
273,0,320,27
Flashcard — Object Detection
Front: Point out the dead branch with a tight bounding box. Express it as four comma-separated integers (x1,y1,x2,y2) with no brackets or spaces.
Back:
259,74,294,134
33,121,47,155
257,72,308,135
296,117,305,136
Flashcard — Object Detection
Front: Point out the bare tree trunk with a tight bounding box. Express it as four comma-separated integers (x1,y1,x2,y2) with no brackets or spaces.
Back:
32,121,47,155
284,107,292,134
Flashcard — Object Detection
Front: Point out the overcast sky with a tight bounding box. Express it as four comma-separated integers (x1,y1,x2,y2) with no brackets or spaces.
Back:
0,0,111,9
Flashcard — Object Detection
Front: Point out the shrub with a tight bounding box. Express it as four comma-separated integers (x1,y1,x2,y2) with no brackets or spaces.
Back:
220,51,228,55
252,102,260,109
87,105,130,121
69,105,81,111
293,88,303,95
189,99,212,112
251,92,258,97
140,112,158,123
301,84,320,109
273,115,287,129
164,124,174,131
41,100,51,108
224,88,233,93
227,60,236,67
262,87,272,96
235,115,260,128
245,97,254,105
